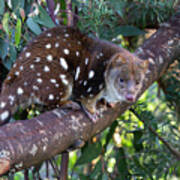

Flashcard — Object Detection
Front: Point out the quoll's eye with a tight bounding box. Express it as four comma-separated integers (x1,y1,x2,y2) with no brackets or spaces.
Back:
119,78,124,83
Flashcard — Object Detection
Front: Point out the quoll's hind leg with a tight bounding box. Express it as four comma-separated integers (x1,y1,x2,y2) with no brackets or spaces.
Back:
80,97,101,123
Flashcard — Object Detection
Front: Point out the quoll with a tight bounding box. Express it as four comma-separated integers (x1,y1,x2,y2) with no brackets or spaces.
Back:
0,26,148,125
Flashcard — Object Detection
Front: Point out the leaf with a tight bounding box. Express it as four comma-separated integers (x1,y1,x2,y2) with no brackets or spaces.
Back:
26,17,42,35
11,0,25,10
104,120,118,150
115,25,145,37
76,142,102,165
0,38,9,60
15,18,22,47
133,130,144,152
2,12,10,35
9,44,17,63
90,160,101,179
0,0,5,15
116,147,130,180
33,6,55,28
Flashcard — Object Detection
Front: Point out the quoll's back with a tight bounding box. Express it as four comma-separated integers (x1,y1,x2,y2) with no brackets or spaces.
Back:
0,26,124,124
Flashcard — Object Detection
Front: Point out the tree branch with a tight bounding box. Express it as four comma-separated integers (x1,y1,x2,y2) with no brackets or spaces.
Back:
0,13,179,175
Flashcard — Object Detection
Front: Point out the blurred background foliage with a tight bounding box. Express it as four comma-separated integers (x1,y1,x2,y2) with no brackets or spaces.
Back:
0,0,180,179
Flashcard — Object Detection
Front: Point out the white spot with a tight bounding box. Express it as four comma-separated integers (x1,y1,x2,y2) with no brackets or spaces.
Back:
45,43,51,49
64,49,70,55
99,84,103,90
13,63,17,68
19,66,24,71
87,87,92,93
0,111,9,121
50,79,56,83
0,102,6,109
59,74,66,79
100,52,103,56
76,51,80,56
33,85,39,90
44,65,50,72
85,58,89,65
55,42,59,48
148,58,155,64
46,54,53,62
75,66,80,81
25,52,31,58
55,84,59,88
37,73,41,76
48,94,54,100
62,79,69,85
64,33,69,37
24,82,28,86
96,55,100,59
46,33,52,37
159,56,163,64
30,64,35,69
83,81,87,86
89,94,94,98
59,74,69,85
34,57,41,62
15,71,20,76
59,57,68,70
8,95,15,105
37,78,42,83
88,70,95,79
17,87,24,95
77,41,81,45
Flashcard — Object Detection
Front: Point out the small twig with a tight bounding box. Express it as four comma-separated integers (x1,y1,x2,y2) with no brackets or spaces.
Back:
49,159,60,178
130,109,180,160
66,0,74,26
60,152,69,180
46,0,57,25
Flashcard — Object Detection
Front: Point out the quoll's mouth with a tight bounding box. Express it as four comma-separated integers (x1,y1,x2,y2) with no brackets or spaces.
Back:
125,94,135,102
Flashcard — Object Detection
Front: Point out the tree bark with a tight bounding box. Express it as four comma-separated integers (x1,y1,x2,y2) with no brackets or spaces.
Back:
0,13,179,175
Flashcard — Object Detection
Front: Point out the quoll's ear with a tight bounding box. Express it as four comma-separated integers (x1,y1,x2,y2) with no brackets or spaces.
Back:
111,53,127,65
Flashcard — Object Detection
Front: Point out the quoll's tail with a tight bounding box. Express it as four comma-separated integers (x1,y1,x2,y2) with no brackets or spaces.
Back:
0,94,17,125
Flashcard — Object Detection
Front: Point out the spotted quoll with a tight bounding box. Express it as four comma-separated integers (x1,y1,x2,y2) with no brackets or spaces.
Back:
0,26,148,125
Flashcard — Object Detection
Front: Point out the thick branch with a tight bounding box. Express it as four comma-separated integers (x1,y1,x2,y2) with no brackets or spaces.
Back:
0,13,180,175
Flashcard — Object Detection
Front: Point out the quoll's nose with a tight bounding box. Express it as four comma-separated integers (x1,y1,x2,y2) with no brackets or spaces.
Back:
125,94,135,102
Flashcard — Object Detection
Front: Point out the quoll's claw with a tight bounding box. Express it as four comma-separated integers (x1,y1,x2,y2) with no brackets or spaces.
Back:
80,105,99,123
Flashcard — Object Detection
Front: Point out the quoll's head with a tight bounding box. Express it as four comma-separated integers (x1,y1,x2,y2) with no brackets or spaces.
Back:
104,52,149,103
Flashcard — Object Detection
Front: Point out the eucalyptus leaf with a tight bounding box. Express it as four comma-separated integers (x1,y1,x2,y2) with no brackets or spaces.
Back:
76,142,102,165
0,0,5,15
0,38,9,60
2,12,10,36
26,17,42,35
15,18,22,47
33,6,55,28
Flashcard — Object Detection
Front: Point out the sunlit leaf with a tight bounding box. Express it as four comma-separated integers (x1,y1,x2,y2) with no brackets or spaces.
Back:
2,12,10,35
15,18,22,47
